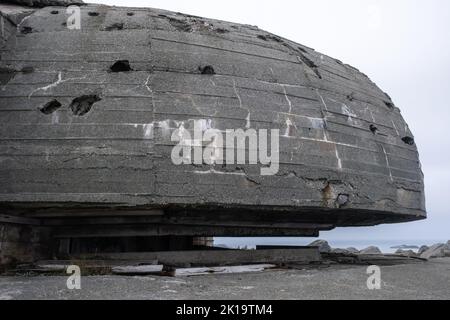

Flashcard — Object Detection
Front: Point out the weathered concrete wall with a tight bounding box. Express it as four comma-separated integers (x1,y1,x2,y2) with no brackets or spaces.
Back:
0,3,426,232
0,223,51,269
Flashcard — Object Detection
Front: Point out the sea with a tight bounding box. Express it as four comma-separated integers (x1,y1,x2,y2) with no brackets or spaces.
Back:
214,238,446,253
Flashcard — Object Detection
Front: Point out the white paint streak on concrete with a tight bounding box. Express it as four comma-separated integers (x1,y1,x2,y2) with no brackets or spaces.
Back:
28,72,87,98
308,117,325,129
232,79,242,108
335,146,343,170
316,89,328,111
382,145,394,182
245,112,251,129
51,112,59,125
391,119,400,136
282,85,293,114
284,118,295,137
341,103,357,123
194,169,246,176
143,123,154,139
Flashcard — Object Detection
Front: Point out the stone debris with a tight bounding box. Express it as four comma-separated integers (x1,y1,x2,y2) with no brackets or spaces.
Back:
308,240,331,253
395,249,418,258
360,246,382,255
420,243,449,260
418,245,430,255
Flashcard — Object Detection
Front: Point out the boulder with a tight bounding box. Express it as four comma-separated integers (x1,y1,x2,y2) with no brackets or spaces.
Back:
395,249,418,258
420,244,446,259
445,242,450,257
418,245,429,255
391,245,419,250
346,247,359,254
331,248,351,254
308,240,331,253
360,246,382,254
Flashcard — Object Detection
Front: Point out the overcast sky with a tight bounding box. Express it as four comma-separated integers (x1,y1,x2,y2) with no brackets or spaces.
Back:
89,0,449,242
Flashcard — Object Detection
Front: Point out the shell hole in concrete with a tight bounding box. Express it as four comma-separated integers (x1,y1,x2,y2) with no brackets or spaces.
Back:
51,10,59,15
369,124,378,134
215,28,229,34
199,65,215,75
105,23,124,31
385,101,395,109
70,95,101,116
110,60,132,72
402,136,415,146
21,66,34,74
21,26,33,34
40,100,62,115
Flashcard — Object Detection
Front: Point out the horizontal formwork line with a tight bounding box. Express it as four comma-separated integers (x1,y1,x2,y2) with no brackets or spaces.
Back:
0,66,389,108
154,158,421,178
0,131,417,159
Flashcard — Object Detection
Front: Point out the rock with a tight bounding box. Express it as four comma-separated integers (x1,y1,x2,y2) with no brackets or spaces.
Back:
445,242,450,257
395,249,418,258
391,245,419,250
360,246,382,255
346,247,359,254
418,245,429,255
420,244,446,259
308,240,331,253
331,248,351,254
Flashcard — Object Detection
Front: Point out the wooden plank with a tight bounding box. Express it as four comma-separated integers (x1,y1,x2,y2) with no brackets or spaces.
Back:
36,259,159,267
0,214,41,225
53,224,319,237
42,216,333,231
112,265,164,275
170,264,276,277
256,245,310,250
74,248,321,267
31,209,165,218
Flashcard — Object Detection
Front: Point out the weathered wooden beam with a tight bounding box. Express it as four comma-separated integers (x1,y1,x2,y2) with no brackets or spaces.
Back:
29,209,165,218
37,259,159,267
112,265,164,275
42,216,334,231
0,214,41,225
73,248,321,267
53,224,319,237
169,264,276,277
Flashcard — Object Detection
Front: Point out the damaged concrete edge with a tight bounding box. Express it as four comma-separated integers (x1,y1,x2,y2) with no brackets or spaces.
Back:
3,0,85,9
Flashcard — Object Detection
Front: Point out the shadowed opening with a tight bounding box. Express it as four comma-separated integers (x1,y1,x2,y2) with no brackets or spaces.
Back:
110,60,132,72
199,65,215,75
70,95,101,116
40,100,62,115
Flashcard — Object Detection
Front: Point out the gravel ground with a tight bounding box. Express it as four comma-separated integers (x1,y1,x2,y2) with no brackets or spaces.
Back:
0,258,449,300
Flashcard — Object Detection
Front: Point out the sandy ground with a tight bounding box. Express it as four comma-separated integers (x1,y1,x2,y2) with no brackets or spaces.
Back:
0,258,449,300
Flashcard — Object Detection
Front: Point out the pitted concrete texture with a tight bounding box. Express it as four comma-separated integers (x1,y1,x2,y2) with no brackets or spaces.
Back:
1,259,449,300
0,3,425,228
